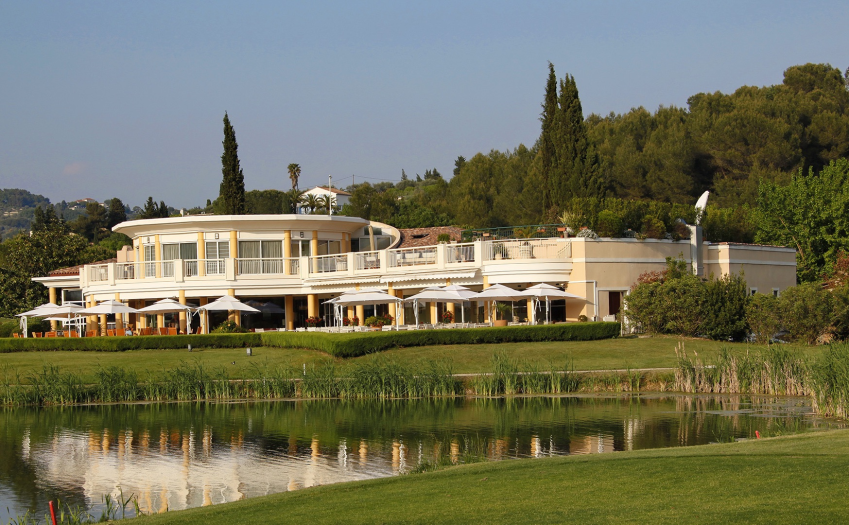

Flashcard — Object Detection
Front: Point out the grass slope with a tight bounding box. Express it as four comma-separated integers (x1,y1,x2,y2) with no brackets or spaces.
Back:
0,336,822,384
140,429,849,524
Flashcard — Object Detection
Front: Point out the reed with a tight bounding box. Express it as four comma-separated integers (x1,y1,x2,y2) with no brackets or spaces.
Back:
810,342,849,418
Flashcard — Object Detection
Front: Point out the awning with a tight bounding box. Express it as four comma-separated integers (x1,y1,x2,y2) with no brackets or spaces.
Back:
380,271,478,283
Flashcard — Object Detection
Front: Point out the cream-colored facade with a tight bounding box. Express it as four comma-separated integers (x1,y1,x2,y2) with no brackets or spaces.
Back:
34,215,797,332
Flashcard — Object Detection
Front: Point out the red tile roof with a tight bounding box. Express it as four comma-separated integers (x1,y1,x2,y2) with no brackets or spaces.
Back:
48,258,116,277
398,227,462,248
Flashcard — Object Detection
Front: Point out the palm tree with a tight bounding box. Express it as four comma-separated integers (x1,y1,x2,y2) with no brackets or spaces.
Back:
287,163,301,190
282,189,306,214
318,194,334,214
302,194,321,214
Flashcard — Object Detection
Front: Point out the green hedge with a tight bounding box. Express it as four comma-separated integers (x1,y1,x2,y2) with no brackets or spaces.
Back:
260,322,621,358
0,333,261,353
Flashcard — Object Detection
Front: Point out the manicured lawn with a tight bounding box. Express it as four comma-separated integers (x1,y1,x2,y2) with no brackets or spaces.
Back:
0,336,821,383
138,428,849,524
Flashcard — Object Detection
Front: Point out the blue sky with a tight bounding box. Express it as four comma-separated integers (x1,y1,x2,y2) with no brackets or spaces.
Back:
1,1,847,209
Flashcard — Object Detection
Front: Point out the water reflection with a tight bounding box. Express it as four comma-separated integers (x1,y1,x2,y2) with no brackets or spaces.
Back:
0,394,843,521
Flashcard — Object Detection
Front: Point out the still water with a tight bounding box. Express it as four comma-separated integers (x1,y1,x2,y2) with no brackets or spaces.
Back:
1,394,843,521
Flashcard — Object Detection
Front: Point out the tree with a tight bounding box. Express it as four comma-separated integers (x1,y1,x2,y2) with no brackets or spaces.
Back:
106,198,127,228
755,158,849,282
158,201,169,218
537,62,559,215
140,197,159,219
282,189,306,214
246,189,285,214
218,112,246,215
287,163,301,190
301,194,321,214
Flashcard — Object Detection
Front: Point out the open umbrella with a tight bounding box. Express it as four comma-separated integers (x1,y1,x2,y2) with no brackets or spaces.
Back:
470,284,528,324
137,298,194,314
334,290,402,328
521,283,583,324
15,303,61,338
196,296,261,334
404,288,467,326
78,300,139,315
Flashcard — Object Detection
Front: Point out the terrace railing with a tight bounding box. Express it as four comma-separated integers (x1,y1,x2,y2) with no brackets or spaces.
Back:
310,254,348,274
446,243,475,264
483,238,566,261
355,251,381,271
89,264,109,282
115,263,135,280
237,258,299,275
387,246,438,268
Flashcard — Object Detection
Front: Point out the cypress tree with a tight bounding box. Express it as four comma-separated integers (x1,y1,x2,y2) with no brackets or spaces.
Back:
219,112,246,215
538,62,559,215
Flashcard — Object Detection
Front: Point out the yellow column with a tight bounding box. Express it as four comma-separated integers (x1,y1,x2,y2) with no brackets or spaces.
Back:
198,298,208,333
229,230,238,260
197,232,206,277
310,231,318,273
285,296,294,330
114,293,124,332
138,301,146,329
347,305,355,324
445,279,455,321
387,283,396,320
157,313,164,332
395,289,404,325
48,287,57,331
356,305,365,325
99,314,107,336
343,233,351,253
284,230,292,275
307,294,317,318
482,276,491,322
227,288,239,326
88,297,98,335
429,302,437,324
154,234,162,278
527,298,534,324
137,239,145,280
178,290,187,334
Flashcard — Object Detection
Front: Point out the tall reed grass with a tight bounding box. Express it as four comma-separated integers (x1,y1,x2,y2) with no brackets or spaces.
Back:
810,342,849,418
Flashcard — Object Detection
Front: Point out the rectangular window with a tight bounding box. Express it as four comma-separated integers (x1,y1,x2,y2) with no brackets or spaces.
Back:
144,245,156,277
205,241,229,275
773,288,780,297
750,288,758,296
238,240,284,274
160,243,196,277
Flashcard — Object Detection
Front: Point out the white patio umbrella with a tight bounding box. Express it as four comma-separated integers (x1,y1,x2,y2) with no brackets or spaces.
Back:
78,300,139,315
404,288,467,326
334,290,403,328
470,284,528,324
138,298,196,334
196,296,261,334
521,283,583,324
16,303,63,338
439,284,479,323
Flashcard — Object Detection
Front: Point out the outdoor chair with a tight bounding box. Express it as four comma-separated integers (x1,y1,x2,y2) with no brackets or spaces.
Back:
107,329,116,337
45,331,57,338
158,327,168,336
33,332,43,338
167,328,177,335
85,330,96,337
68,331,80,338
12,333,19,338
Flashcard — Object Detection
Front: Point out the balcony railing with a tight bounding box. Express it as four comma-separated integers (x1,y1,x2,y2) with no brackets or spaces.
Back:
116,263,135,280
309,254,348,274
203,258,227,276
355,251,381,271
446,243,475,264
483,239,564,261
89,265,108,282
388,246,438,268
237,258,299,275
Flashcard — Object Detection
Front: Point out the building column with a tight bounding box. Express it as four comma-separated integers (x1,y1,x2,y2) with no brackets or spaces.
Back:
87,297,98,336
285,295,294,330
197,232,206,277
178,290,187,334
99,314,108,336
307,294,317,318
482,276,491,323
154,234,162,278
227,288,239,326
395,289,404,324
284,230,292,275
198,297,208,333
157,313,165,332
114,293,124,332
48,287,57,331
137,301,146,329
527,298,534,324
429,302,438,324
347,305,355,324
356,305,365,325
387,283,396,320
310,231,319,273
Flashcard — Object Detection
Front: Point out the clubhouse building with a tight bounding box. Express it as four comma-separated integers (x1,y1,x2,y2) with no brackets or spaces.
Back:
33,214,797,334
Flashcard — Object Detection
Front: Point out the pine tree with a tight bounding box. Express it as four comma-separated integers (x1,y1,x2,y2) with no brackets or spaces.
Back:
159,201,169,218
140,197,158,219
31,206,45,232
219,112,246,214
106,198,127,228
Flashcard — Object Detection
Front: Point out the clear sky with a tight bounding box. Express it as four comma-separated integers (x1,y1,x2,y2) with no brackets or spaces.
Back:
1,1,847,209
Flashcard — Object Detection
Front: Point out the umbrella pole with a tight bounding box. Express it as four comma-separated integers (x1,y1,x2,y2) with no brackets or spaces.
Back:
414,299,419,328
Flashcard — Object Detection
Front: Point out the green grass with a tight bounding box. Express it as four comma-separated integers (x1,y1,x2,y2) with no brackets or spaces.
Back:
136,429,849,524
0,336,824,384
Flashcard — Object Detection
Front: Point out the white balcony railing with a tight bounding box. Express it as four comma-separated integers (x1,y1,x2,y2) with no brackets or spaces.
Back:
309,254,348,274
355,251,381,271
237,258,299,275
115,263,135,280
89,264,109,282
387,246,438,268
446,243,475,264
484,239,564,261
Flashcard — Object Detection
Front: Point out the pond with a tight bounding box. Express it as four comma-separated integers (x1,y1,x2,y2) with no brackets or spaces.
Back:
1,394,844,521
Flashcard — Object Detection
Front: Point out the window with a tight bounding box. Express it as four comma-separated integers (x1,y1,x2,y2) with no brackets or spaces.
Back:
238,240,285,274
291,240,310,257
205,241,230,275
773,288,780,297
144,245,156,277
161,243,197,277
750,288,758,296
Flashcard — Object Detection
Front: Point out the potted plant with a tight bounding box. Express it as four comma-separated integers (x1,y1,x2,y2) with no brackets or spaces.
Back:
305,316,322,331
441,310,454,324
493,242,508,260
493,302,512,327
351,316,359,327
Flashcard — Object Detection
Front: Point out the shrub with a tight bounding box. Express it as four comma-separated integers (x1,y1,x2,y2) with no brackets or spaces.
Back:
0,333,260,353
778,282,834,344
746,293,782,344
260,322,620,358
640,216,666,239
700,273,748,341
212,320,249,333
575,228,598,239
436,233,451,243
595,210,622,238
0,318,19,338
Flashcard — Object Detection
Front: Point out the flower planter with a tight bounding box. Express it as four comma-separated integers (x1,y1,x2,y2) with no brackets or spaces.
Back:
493,320,508,327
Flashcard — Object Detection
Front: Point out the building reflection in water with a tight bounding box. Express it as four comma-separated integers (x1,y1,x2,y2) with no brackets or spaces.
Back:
1,394,841,519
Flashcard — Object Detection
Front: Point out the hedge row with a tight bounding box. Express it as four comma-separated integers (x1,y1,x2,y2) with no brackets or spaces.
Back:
0,333,260,353
261,322,621,358
0,323,620,356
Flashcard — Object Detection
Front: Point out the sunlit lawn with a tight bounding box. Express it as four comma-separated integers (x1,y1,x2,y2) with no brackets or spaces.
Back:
140,429,849,524
0,335,822,383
